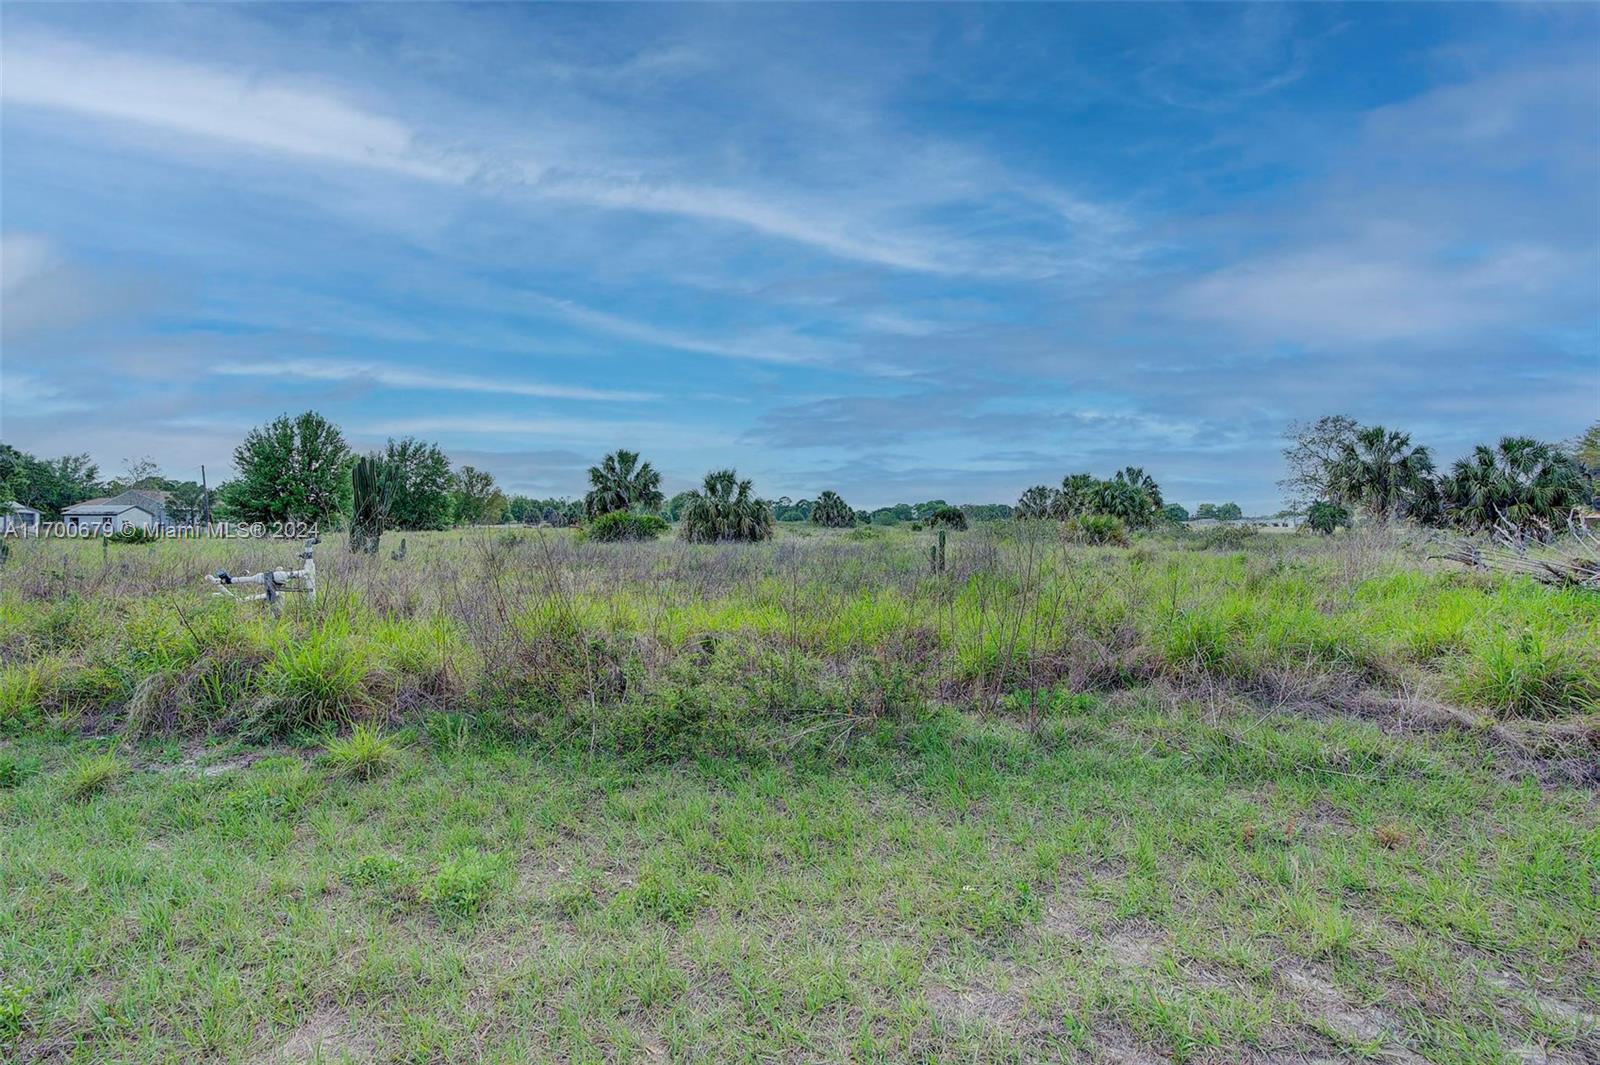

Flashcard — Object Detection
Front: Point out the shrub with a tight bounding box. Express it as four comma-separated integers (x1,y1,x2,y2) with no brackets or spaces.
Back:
62,752,123,801
109,525,156,544
1191,524,1259,551
583,510,668,542
325,723,401,779
1307,501,1350,535
1063,513,1129,546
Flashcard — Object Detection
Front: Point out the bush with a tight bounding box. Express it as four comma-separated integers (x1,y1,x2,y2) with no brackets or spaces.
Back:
1307,500,1351,535
1063,513,1129,546
1191,524,1259,551
582,510,668,542
109,525,157,544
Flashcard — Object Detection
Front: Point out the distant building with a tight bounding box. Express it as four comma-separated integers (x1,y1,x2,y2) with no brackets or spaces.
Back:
2,502,42,535
61,489,176,534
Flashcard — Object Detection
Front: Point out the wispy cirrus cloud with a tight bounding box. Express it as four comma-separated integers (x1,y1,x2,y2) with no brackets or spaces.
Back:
210,358,657,403
0,30,1125,280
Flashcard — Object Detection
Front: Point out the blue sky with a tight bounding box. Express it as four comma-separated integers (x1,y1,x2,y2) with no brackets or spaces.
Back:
2,3,1595,512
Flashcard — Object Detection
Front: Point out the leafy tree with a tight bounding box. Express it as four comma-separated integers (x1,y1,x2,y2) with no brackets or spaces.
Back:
1193,503,1218,520
1441,436,1590,534
1331,426,1435,521
1016,485,1055,518
105,456,162,495
1280,415,1360,509
1567,421,1600,470
585,449,663,517
222,411,351,524
679,469,774,543
1,445,102,516
451,465,505,526
809,490,855,527
664,491,697,522
1306,500,1351,535
382,437,455,530
927,505,967,530
1162,503,1190,523
1213,502,1243,521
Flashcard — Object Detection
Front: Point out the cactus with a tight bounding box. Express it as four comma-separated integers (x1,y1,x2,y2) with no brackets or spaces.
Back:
349,455,395,555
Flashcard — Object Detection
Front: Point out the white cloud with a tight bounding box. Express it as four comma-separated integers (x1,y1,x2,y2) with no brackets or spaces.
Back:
0,32,1128,279
1172,245,1575,345
2,36,470,182
210,359,657,402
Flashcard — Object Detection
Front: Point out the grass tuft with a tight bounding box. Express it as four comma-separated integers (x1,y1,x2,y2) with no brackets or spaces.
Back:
61,751,123,801
324,723,402,779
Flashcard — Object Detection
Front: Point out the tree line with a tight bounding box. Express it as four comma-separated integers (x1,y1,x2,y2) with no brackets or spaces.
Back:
1281,416,1598,537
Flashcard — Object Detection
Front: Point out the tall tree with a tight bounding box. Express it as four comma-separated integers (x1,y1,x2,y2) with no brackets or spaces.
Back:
222,411,352,524
1441,436,1590,534
1331,425,1435,521
584,449,664,517
1280,415,1361,509
382,437,455,530
0,445,101,516
451,465,505,526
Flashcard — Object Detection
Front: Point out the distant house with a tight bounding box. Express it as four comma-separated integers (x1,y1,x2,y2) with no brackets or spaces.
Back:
2,502,42,535
61,489,176,534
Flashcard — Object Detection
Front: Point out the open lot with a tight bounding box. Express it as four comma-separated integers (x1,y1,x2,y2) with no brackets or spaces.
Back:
2,526,1596,1063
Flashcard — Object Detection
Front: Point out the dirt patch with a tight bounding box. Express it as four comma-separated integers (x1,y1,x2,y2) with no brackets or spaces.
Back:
925,982,1025,1028
252,1006,373,1064
1278,963,1427,1065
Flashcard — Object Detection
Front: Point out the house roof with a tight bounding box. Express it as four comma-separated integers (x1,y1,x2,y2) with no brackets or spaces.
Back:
63,503,144,515
63,489,172,515
3,501,42,515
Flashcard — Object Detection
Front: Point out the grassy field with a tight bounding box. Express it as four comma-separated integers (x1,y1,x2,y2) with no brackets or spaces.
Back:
1,524,1596,1063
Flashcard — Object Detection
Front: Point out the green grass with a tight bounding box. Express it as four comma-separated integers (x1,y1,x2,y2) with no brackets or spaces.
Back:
0,525,1595,1061
1,697,1595,1063
323,723,402,780
59,751,123,801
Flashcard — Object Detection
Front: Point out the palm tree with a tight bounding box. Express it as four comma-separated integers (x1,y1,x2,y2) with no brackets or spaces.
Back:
679,469,774,543
1331,426,1435,521
1113,466,1163,511
584,449,664,518
809,490,855,528
1441,436,1589,534
1055,473,1100,518
1089,477,1156,528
